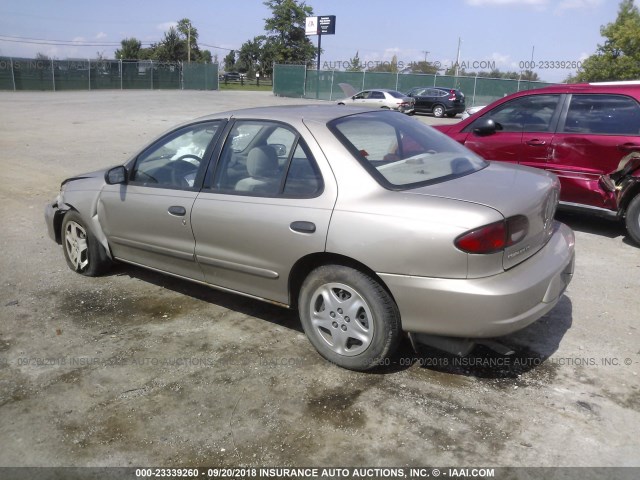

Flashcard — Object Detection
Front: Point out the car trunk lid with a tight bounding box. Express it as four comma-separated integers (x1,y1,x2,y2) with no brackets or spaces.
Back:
406,162,560,269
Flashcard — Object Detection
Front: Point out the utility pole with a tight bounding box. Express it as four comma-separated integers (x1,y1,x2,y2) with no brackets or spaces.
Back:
422,50,429,63
187,23,191,63
454,37,462,77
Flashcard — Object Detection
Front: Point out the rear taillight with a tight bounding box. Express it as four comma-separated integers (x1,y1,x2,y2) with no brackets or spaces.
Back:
455,216,529,254
448,89,456,101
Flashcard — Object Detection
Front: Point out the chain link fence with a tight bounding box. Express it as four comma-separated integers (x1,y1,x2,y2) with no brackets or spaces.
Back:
0,57,219,91
274,64,555,107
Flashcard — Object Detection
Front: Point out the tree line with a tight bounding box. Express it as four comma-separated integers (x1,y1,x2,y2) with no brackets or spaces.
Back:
115,19,212,63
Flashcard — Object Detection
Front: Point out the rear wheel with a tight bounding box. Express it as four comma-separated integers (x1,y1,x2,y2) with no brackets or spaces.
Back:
625,194,640,245
62,211,111,276
298,265,401,371
432,105,445,118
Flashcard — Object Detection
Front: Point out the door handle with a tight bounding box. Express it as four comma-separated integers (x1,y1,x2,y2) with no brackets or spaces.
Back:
290,221,316,234
526,139,546,146
168,206,186,217
617,143,640,152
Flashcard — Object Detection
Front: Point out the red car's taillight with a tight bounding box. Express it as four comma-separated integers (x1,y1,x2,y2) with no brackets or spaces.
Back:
455,216,529,254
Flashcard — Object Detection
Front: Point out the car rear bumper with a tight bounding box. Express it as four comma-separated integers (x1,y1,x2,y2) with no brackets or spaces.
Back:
447,104,466,114
379,221,575,338
397,104,415,114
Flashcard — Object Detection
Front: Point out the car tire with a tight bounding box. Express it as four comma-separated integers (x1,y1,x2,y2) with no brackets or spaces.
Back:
298,265,401,371
432,105,445,118
61,211,111,276
625,194,640,245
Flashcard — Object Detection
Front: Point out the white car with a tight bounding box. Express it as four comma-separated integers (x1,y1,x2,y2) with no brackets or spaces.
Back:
461,105,486,120
338,89,415,114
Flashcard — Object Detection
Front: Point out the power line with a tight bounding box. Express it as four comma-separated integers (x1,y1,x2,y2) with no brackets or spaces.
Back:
0,34,152,46
0,34,235,51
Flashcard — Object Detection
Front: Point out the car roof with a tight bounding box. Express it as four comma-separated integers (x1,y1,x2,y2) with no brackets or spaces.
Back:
503,82,640,98
195,105,384,124
360,88,400,93
409,86,459,92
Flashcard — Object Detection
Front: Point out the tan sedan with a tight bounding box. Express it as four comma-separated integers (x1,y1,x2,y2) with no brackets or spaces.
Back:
45,106,574,370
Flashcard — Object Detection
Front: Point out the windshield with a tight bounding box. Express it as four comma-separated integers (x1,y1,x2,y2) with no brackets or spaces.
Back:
329,111,487,189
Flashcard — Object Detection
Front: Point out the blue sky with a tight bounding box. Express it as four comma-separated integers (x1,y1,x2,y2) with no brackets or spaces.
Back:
0,0,636,82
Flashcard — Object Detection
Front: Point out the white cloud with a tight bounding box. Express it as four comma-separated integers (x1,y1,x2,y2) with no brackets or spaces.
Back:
72,36,85,43
578,52,590,61
466,0,548,6
491,52,511,67
95,32,107,40
156,21,177,32
556,0,603,12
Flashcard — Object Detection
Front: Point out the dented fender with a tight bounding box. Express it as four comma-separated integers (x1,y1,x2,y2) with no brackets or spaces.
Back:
599,152,640,211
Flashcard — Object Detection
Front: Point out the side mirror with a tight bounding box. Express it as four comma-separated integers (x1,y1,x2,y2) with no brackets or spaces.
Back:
473,118,502,136
105,166,127,185
270,144,287,157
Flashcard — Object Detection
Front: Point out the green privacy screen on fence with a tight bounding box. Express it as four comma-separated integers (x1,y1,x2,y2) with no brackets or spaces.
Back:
274,64,554,107
273,64,306,97
0,57,218,91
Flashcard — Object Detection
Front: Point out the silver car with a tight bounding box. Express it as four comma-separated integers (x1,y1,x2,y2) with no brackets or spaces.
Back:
337,89,415,114
45,106,575,371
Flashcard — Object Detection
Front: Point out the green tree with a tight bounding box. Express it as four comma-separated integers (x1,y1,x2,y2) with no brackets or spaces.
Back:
574,0,640,82
346,51,363,72
224,50,237,71
447,68,540,81
154,27,186,62
176,18,210,62
263,0,317,67
177,18,197,61
115,38,141,59
200,50,213,63
367,55,399,73
116,19,211,63
238,36,268,76
410,60,440,74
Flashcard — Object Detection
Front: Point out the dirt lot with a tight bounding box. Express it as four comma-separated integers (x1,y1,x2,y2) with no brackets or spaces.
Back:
0,91,638,470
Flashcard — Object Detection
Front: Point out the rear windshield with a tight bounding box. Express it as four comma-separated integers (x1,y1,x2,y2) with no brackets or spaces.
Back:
387,90,405,99
329,111,487,189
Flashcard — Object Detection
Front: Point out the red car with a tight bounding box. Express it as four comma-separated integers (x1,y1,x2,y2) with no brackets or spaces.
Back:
434,82,640,244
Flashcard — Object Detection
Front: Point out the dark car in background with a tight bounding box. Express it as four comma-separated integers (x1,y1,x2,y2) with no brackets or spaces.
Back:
434,82,640,244
222,72,241,81
406,87,466,118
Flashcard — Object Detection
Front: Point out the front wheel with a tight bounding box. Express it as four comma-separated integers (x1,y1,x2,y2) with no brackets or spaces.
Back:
625,194,640,245
62,211,111,276
298,265,401,371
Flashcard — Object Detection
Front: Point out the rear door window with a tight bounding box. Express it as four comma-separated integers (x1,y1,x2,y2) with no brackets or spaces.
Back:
212,120,323,198
562,94,640,135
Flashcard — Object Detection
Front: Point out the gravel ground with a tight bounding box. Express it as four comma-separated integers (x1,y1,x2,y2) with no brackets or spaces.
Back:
0,90,638,471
